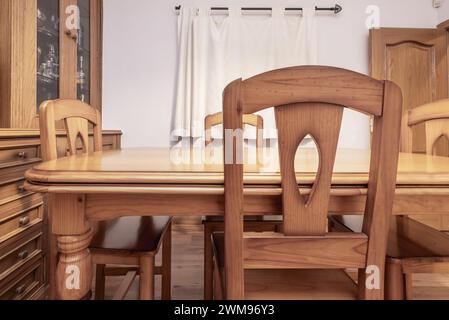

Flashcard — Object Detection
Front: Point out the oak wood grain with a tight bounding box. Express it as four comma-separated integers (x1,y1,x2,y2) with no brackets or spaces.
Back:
243,233,368,269
0,0,37,128
242,66,384,116
276,103,343,235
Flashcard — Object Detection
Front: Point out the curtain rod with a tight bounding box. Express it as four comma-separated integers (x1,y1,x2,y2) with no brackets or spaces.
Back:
175,4,343,14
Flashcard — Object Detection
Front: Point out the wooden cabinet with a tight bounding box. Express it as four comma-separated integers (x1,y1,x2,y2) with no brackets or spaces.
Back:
370,28,448,154
0,0,103,129
0,129,121,300
0,0,120,300
370,26,449,231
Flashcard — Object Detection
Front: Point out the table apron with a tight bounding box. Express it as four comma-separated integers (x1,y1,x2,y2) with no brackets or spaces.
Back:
83,193,449,221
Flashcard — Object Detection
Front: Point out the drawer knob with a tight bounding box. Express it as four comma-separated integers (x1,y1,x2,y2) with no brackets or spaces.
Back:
65,29,78,40
17,185,26,193
19,217,30,227
18,152,27,159
15,285,26,296
18,250,29,260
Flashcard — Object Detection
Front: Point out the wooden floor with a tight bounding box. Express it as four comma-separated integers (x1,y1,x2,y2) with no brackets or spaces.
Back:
96,227,449,300
98,226,204,300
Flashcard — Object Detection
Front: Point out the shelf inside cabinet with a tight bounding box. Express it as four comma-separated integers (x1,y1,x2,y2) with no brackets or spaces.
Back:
37,25,58,38
37,74,59,85
78,47,91,55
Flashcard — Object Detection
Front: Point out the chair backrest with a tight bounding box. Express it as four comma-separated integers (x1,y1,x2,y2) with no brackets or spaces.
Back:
222,66,403,300
205,112,264,149
402,99,449,155
39,99,102,161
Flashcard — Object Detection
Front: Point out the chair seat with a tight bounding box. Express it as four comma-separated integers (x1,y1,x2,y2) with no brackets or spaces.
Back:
91,216,171,253
211,233,358,300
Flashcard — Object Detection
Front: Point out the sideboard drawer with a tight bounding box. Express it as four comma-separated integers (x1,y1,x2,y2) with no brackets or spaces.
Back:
0,205,44,243
0,179,29,204
0,146,39,166
0,162,41,186
0,258,44,300
0,194,43,223
0,230,43,282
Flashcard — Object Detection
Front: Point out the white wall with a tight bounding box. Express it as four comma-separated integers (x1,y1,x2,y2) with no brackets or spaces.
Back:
438,0,449,22
103,0,439,148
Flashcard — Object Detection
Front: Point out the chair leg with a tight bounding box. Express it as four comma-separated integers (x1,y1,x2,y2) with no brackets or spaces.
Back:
139,255,155,300
204,222,214,300
161,222,172,300
385,258,405,300
112,271,138,300
213,259,224,300
95,264,106,300
404,274,414,300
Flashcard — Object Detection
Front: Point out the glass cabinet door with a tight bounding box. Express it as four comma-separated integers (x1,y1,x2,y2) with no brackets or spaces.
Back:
37,0,60,109
77,0,91,103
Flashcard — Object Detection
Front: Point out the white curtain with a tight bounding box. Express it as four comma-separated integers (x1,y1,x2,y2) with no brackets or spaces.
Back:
173,7,318,140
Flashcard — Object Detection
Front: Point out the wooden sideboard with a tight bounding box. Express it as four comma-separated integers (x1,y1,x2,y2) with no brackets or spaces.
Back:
0,129,121,300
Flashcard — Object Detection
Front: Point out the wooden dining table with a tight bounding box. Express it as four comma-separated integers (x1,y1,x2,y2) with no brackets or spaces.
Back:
24,147,449,300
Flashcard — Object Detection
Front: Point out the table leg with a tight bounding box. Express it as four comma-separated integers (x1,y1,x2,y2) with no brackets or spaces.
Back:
49,194,93,300
48,232,58,299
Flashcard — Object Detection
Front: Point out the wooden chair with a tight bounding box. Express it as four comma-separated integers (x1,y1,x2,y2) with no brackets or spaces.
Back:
39,99,172,300
203,111,283,299
212,66,403,300
205,112,264,150
384,99,449,300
